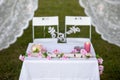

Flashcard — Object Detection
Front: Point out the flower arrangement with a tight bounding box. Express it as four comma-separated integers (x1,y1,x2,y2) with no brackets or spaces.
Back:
19,44,93,60
30,44,48,58
71,46,92,58
96,54,104,75
31,44,42,53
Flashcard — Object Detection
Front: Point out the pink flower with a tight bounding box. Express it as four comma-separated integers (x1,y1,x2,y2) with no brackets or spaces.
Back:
53,49,59,54
98,58,103,64
99,65,104,72
80,49,87,55
41,48,47,53
74,46,81,52
27,51,32,57
47,56,51,60
19,55,25,61
71,49,78,53
38,52,42,58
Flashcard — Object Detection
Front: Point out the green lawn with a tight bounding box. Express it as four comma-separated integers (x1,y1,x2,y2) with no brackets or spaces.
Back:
0,0,120,80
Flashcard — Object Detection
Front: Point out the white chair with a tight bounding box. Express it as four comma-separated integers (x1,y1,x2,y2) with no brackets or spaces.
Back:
32,16,59,43
65,16,92,43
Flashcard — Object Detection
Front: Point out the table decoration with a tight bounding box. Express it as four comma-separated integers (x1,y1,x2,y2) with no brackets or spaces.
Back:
19,55,25,61
19,43,104,75
84,42,91,52
31,44,43,57
74,46,81,52
96,54,104,75
19,44,93,59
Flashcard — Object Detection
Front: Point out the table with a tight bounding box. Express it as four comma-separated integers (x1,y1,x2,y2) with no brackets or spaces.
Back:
19,39,100,80
19,58,100,80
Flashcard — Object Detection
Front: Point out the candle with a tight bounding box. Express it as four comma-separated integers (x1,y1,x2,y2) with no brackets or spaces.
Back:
84,42,91,53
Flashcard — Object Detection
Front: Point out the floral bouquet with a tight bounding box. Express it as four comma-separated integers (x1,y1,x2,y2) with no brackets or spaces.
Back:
97,54,104,75
31,44,43,56
71,46,92,58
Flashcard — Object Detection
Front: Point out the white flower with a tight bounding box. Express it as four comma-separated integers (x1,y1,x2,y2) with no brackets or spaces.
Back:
85,53,92,58
31,44,42,53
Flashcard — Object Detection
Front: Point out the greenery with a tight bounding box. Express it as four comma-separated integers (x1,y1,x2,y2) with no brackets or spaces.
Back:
33,48,39,53
0,0,120,80
42,52,48,58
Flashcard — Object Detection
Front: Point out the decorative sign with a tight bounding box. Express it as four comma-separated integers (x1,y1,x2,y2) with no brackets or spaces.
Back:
48,26,81,42
48,27,56,38
66,26,80,34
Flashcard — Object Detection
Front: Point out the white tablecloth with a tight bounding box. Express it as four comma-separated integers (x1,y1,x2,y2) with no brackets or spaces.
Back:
19,58,100,80
19,39,100,80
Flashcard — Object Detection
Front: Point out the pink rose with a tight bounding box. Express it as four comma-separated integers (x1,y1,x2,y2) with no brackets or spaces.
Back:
99,65,104,71
38,52,42,58
71,49,78,53
19,55,25,61
53,49,60,54
41,48,47,53
74,46,81,52
80,49,87,55
27,52,32,57
47,56,51,60
98,58,103,64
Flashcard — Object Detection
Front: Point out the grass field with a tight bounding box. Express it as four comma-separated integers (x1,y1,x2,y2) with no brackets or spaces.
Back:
0,0,120,80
